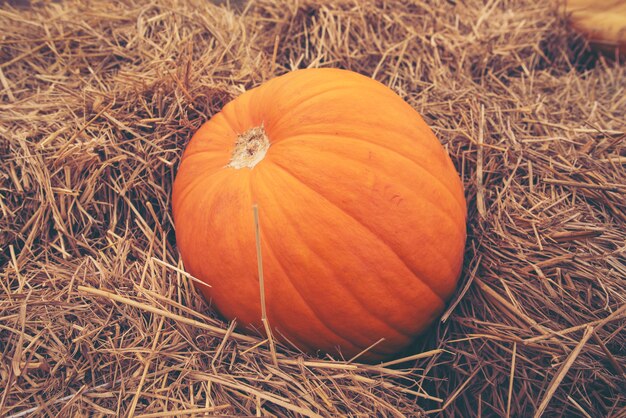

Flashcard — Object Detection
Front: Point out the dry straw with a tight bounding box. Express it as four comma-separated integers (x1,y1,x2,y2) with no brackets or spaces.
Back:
1,0,625,416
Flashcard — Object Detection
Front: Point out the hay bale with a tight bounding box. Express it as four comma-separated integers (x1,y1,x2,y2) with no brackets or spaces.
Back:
1,0,624,416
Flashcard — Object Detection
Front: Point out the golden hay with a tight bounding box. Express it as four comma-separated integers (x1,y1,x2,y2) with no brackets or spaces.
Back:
1,0,624,416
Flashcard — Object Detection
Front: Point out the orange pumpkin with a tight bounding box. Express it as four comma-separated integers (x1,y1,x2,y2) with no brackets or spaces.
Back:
172,68,466,361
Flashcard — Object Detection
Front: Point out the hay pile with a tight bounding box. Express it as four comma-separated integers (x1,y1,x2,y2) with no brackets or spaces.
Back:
1,0,625,416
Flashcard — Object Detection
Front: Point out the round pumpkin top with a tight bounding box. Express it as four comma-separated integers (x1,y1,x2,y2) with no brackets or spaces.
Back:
172,68,467,361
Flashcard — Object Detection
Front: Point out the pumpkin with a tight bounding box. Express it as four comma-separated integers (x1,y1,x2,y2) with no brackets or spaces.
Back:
172,68,466,361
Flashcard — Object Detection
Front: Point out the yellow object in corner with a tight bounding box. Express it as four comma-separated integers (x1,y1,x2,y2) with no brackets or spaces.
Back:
566,0,626,55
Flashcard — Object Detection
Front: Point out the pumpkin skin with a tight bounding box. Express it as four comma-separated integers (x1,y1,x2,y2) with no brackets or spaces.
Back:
172,68,466,361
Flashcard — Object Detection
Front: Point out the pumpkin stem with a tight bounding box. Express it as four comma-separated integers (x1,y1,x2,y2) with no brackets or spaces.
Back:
228,126,270,169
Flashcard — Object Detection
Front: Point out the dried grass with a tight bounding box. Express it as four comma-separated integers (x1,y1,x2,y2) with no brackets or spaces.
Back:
1,0,625,416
